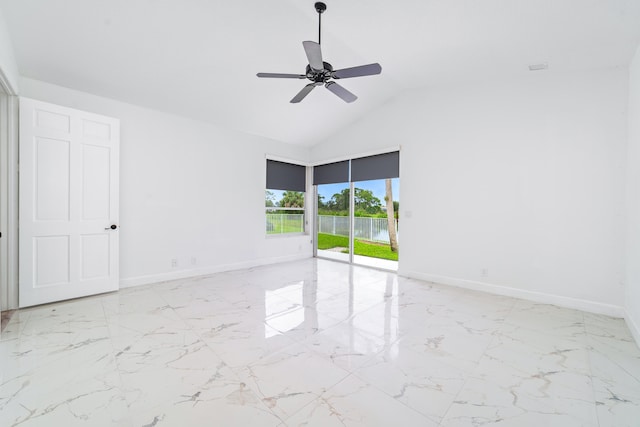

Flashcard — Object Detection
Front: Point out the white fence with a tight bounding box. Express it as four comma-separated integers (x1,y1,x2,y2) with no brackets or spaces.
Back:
266,214,399,242
318,215,398,244
266,214,304,234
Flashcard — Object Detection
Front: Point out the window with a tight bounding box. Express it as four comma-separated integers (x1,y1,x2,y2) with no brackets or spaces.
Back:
266,159,306,235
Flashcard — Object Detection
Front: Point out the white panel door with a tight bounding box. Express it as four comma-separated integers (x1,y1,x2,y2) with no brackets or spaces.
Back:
19,97,120,307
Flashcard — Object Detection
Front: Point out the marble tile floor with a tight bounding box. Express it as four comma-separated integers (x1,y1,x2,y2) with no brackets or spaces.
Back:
1,258,639,426
316,250,398,271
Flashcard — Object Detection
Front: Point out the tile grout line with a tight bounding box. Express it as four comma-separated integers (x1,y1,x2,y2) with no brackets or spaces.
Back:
435,297,519,426
99,296,132,426
151,276,296,425
583,310,603,427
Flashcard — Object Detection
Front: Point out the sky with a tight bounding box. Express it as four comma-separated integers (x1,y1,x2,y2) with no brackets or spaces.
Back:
318,178,400,204
268,178,400,206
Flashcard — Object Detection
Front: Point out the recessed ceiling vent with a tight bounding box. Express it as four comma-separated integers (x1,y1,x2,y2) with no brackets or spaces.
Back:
528,63,549,71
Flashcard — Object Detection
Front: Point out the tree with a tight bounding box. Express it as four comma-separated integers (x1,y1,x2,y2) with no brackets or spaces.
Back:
327,188,350,212
265,190,276,207
324,188,383,215
280,191,304,208
385,179,398,253
354,188,383,214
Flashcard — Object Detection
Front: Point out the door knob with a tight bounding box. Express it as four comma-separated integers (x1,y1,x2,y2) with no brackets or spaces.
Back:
105,224,118,230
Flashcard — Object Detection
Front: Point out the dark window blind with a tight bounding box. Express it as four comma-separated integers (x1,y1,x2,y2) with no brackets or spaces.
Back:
266,160,306,192
313,160,349,185
351,151,399,182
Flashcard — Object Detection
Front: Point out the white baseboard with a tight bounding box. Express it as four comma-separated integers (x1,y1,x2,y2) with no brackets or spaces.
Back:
119,253,311,289
625,308,640,349
399,270,625,318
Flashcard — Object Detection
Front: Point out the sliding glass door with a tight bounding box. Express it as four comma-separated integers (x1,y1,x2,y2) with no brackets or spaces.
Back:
351,178,399,270
314,152,399,271
316,182,351,263
314,160,351,263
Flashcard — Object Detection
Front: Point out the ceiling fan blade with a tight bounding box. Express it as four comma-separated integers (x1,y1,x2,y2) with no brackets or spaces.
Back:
290,83,317,103
325,82,357,103
332,63,382,79
257,73,306,79
302,41,324,71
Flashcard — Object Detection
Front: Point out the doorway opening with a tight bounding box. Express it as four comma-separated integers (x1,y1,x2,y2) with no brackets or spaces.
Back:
316,182,351,263
351,178,399,270
314,151,399,271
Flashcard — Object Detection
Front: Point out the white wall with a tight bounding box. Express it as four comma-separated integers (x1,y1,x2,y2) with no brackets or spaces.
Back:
626,45,640,342
0,6,18,92
19,77,313,288
312,68,629,316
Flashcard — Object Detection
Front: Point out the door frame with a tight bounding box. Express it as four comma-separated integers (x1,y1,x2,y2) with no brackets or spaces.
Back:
0,72,19,311
348,181,355,264
312,147,401,271
313,181,353,264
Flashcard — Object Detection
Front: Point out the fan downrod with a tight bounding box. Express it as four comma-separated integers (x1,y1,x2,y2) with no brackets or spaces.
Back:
315,2,326,44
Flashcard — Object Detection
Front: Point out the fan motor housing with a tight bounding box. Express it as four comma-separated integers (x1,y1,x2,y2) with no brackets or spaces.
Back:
306,62,333,83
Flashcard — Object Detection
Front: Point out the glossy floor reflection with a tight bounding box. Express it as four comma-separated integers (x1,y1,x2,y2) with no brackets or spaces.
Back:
1,259,639,426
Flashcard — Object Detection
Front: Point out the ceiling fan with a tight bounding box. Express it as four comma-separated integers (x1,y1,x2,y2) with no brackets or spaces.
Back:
257,2,382,104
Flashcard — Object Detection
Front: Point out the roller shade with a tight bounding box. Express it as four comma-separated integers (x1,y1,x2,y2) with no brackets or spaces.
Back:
351,151,399,182
266,160,306,192
313,160,349,185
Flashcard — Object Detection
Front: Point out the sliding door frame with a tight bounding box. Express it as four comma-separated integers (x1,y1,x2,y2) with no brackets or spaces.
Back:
313,148,400,270
313,185,318,257
348,181,355,264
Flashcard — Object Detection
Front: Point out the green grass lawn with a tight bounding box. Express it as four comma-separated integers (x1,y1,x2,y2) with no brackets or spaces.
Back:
317,233,398,261
317,233,349,249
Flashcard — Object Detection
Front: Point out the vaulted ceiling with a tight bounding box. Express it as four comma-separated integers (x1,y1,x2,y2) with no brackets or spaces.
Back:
2,0,640,146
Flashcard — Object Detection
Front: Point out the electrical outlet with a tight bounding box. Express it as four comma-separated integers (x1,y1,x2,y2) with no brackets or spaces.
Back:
481,268,488,277
171,259,178,268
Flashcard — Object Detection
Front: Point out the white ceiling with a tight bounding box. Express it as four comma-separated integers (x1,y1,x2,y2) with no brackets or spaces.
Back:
2,0,640,146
